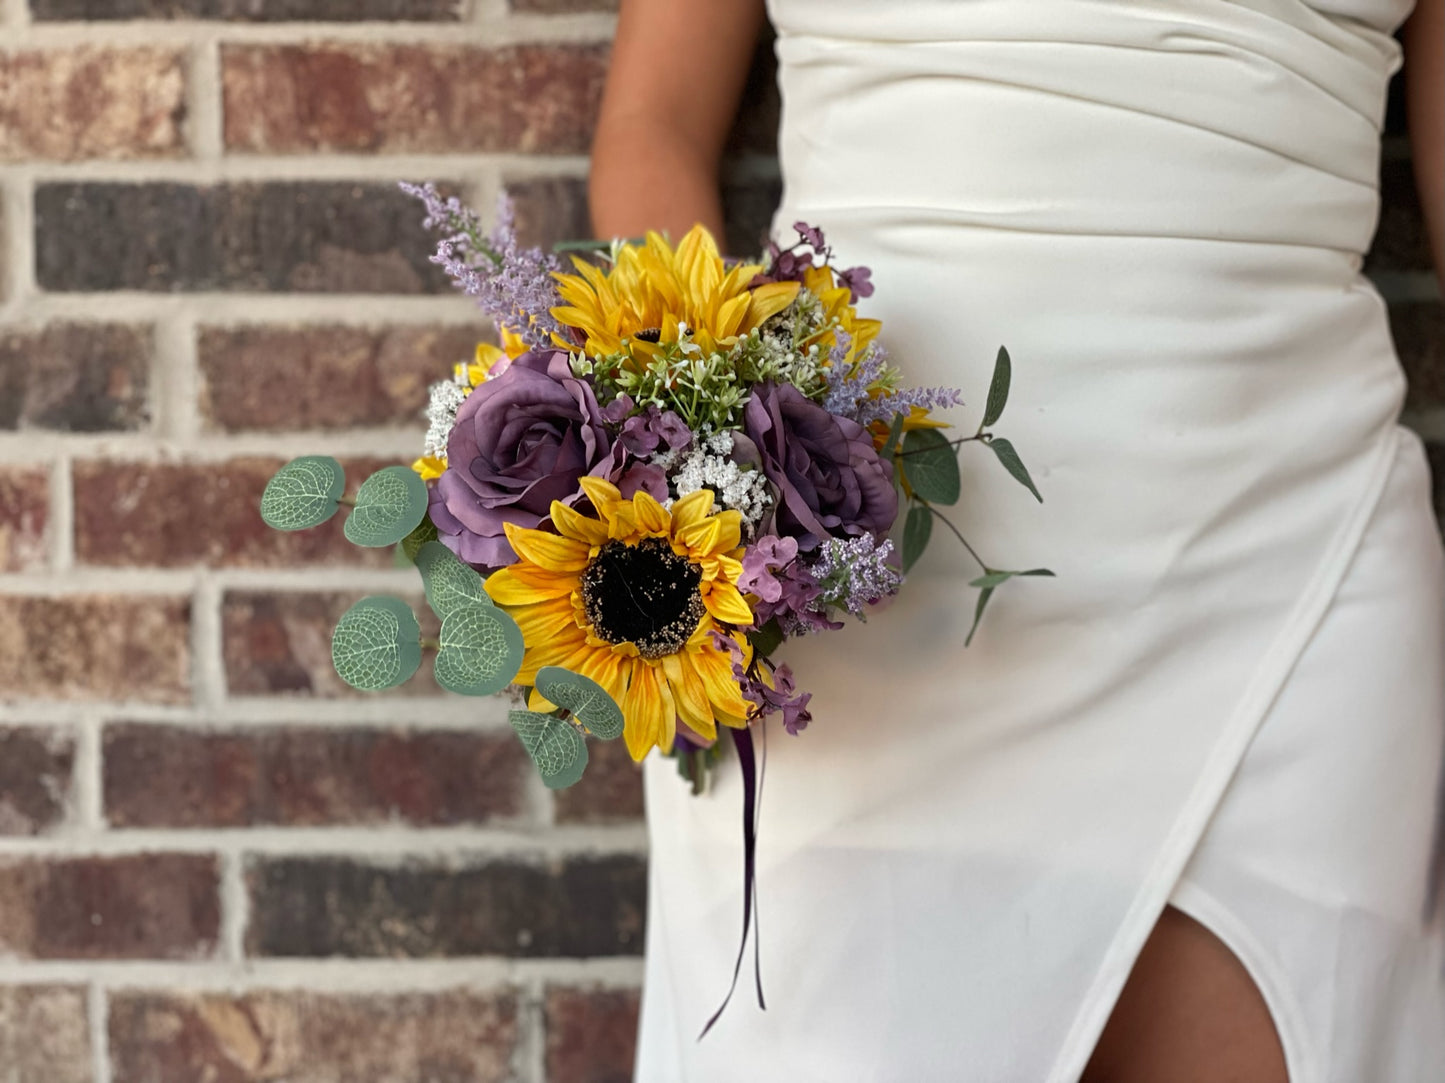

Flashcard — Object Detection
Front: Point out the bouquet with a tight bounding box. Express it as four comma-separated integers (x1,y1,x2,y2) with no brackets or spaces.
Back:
258,185,1051,1026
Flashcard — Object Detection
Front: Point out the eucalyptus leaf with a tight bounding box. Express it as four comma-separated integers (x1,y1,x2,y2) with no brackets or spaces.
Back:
509,709,589,789
330,595,422,691
900,428,962,505
535,666,624,741
965,586,995,648
344,466,430,547
747,618,785,659
400,516,439,563
259,456,345,532
880,411,906,460
988,438,1043,503
982,346,1011,428
416,540,491,620
902,503,933,573
433,603,525,696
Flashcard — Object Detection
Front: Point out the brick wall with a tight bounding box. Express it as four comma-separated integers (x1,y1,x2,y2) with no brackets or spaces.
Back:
0,4,1439,1082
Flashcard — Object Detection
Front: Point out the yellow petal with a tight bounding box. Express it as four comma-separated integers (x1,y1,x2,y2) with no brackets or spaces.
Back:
744,280,801,329
485,565,576,605
662,652,715,738
549,500,610,547
702,580,755,626
504,524,589,573
630,490,672,535
577,476,623,513
691,637,752,719
412,455,446,481
669,489,714,532
623,662,676,762
511,598,579,644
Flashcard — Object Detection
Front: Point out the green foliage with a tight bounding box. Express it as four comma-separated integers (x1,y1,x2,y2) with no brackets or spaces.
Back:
969,568,1055,589
259,456,345,532
965,586,994,648
746,618,785,659
433,603,524,696
534,666,624,740
982,346,1011,428
509,709,589,789
902,503,933,573
344,466,430,547
330,595,422,691
416,541,491,620
987,438,1042,503
400,517,439,563
900,428,961,505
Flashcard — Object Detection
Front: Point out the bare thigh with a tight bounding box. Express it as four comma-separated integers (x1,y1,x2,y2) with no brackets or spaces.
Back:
1080,904,1289,1083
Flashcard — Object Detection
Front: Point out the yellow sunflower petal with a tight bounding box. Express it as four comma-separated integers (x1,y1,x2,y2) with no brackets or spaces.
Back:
511,597,579,644
630,490,672,535
549,500,610,547
744,280,801,329
577,476,623,513
503,523,589,573
623,661,676,762
691,637,752,719
484,564,576,605
669,489,715,532
702,580,755,626
662,652,715,738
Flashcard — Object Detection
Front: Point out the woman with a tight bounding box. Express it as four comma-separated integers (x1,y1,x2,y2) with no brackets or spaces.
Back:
590,0,1445,1079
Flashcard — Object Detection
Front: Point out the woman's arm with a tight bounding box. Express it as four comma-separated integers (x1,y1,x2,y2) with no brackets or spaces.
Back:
588,0,768,242
1403,0,1444,291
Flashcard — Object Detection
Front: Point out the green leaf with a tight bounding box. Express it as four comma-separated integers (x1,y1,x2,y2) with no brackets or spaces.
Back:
509,709,589,789
900,428,961,505
330,595,422,691
970,567,1055,589
400,516,439,563
344,466,430,548
879,411,906,460
982,346,1011,428
433,603,525,696
902,503,933,573
965,586,995,648
534,666,624,741
988,438,1043,503
259,456,345,532
415,540,491,620
746,618,785,659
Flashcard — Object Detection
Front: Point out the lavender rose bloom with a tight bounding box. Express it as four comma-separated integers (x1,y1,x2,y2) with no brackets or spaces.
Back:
430,349,612,570
744,382,899,549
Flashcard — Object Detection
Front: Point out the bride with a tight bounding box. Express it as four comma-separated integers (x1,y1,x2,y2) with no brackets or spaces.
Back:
587,1,1445,1079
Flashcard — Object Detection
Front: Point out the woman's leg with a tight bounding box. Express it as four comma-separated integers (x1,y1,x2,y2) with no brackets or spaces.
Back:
1081,904,1289,1083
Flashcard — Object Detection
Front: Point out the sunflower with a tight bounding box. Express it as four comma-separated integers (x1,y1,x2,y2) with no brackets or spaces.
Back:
800,263,882,372
484,478,758,761
549,224,800,364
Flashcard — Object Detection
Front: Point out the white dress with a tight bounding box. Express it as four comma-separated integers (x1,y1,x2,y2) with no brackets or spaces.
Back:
634,1,1445,1080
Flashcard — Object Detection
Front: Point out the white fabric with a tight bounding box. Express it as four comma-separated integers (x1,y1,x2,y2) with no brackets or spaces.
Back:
633,1,1445,1079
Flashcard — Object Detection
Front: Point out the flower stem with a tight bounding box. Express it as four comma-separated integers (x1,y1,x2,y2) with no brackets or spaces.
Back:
893,433,987,458
419,636,441,651
922,501,990,572
336,494,357,508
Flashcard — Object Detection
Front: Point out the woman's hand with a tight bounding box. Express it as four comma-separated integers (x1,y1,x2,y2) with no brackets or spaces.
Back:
588,0,767,243
1403,0,1444,292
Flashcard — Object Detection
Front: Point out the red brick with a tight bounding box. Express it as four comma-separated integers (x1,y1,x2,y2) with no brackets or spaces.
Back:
512,0,617,11
0,985,92,1083
0,727,75,835
0,324,151,432
0,467,49,571
104,724,527,827
223,590,439,698
0,595,190,704
37,0,461,17
553,738,643,824
222,43,608,155
0,853,218,960
0,47,185,161
108,989,516,1082
1395,301,1445,408
545,986,640,1083
508,175,591,251
199,324,485,431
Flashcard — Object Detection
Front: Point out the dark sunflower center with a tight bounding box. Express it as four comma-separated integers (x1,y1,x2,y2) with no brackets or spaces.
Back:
580,537,705,659
633,327,662,343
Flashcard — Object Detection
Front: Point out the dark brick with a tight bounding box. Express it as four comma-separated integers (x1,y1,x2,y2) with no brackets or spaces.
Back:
722,177,783,258
0,595,191,704
35,0,460,17
200,324,484,431
545,986,640,1083
0,467,49,571
508,175,590,251
35,182,450,293
104,725,526,827
511,0,617,10
73,457,401,568
0,324,150,431
0,853,218,959
553,739,642,824
1367,154,1434,274
0,727,74,836
245,854,646,957
222,591,439,698
223,43,608,155
0,986,92,1083
0,47,184,162
108,989,515,1082
1394,300,1445,408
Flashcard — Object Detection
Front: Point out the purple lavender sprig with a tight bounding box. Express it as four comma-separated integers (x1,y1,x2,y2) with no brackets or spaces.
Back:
809,534,903,619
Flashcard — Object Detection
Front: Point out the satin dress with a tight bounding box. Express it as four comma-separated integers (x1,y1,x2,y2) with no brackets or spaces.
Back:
634,2,1445,1079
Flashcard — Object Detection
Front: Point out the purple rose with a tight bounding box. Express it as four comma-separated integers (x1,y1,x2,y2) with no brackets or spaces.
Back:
430,349,612,570
744,382,899,549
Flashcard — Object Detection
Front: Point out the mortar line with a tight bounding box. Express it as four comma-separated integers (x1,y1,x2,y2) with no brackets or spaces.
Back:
192,574,226,712
0,291,485,323
187,34,225,161
0,696,521,729
0,565,428,592
89,982,112,1083
0,152,593,182
219,850,249,964
152,311,199,443
0,170,36,319
73,712,105,832
518,974,547,1083
0,0,26,28
48,453,75,571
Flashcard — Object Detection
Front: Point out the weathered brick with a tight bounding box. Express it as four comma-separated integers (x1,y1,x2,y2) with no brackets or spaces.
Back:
1394,300,1445,408
512,0,617,10
545,986,640,1083
0,467,49,571
246,854,646,957
0,853,218,959
73,457,402,568
108,989,515,1082
553,738,643,824
222,591,439,697
1367,155,1434,274
508,175,591,251
0,47,184,162
199,324,483,431
0,727,74,836
0,324,151,432
35,0,460,18
35,182,449,293
0,595,190,704
0,986,92,1083
223,43,608,155
104,724,526,827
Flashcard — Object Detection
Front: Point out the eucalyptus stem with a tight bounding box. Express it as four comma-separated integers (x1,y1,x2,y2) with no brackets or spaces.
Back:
894,433,988,458
336,494,357,508
921,501,990,572
419,636,441,651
